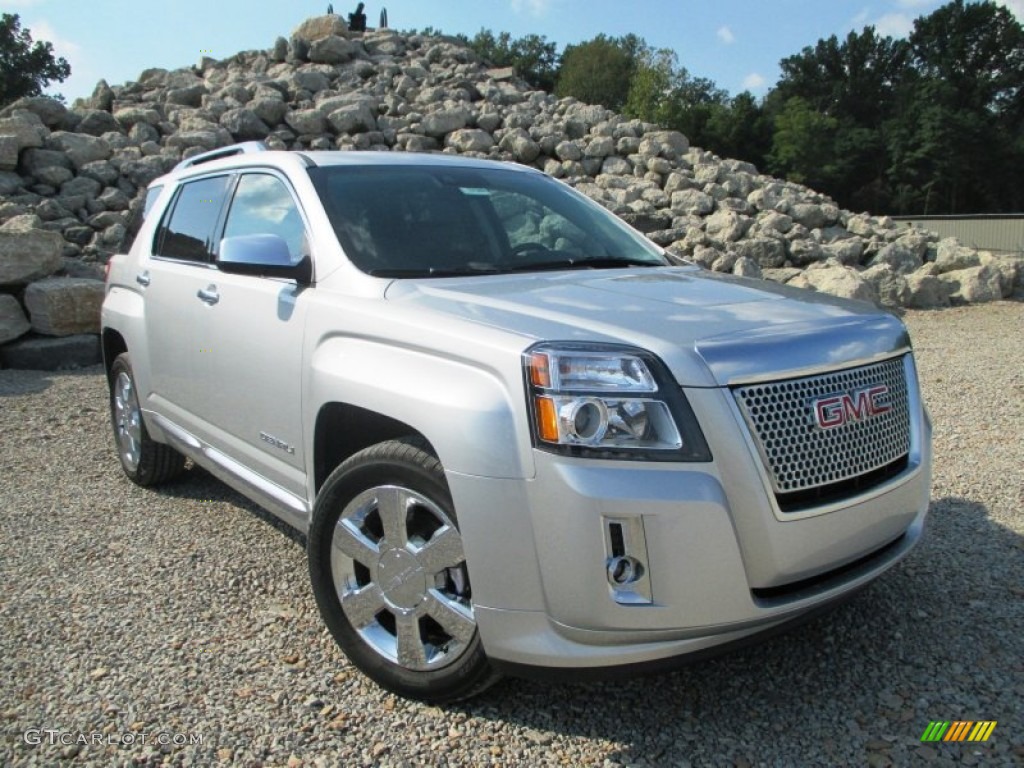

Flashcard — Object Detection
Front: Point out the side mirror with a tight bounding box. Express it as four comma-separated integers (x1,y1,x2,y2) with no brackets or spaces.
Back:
218,234,312,284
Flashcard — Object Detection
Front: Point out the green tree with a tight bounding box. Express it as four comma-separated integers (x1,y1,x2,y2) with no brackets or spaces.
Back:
468,29,559,92
555,34,638,111
766,96,840,189
888,0,1024,213
624,46,729,144
702,92,772,170
767,26,910,211
0,13,71,106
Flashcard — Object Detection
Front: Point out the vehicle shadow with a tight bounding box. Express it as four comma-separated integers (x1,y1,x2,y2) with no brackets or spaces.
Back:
459,496,1023,764
0,364,102,397
152,463,307,549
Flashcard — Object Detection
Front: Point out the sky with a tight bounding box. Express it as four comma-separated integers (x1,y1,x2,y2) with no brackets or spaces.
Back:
9,0,1024,105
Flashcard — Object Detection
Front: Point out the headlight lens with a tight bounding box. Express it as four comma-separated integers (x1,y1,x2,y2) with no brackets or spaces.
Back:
525,345,711,461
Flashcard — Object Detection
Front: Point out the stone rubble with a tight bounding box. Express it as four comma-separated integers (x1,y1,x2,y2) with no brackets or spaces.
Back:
0,17,1021,367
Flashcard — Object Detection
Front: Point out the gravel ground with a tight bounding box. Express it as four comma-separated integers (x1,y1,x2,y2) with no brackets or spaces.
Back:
1,301,1022,768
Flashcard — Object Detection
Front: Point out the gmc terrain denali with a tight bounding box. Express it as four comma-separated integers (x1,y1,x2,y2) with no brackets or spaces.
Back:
101,142,932,701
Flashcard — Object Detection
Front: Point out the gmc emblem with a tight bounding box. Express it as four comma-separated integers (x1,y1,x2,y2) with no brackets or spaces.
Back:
811,385,891,429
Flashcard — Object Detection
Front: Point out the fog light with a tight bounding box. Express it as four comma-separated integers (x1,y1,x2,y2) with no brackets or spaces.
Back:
606,555,644,586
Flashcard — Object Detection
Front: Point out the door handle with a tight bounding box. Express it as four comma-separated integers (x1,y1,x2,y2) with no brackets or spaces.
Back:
136,271,151,286
197,286,220,305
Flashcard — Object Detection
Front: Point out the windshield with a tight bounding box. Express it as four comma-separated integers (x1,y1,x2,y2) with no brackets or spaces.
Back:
308,164,667,277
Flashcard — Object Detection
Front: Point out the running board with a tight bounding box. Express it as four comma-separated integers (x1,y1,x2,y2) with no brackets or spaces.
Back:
150,412,311,534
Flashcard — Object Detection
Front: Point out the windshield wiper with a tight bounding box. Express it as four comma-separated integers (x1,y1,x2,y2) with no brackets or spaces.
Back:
502,256,663,273
367,266,500,278
368,257,663,278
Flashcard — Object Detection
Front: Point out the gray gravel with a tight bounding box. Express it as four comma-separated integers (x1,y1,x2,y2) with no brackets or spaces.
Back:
1,301,1022,767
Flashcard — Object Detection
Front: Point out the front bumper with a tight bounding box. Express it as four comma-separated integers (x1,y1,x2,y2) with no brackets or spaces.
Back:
448,389,932,671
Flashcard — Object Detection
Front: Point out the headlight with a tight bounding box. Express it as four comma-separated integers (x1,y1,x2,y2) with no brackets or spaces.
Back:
525,344,711,461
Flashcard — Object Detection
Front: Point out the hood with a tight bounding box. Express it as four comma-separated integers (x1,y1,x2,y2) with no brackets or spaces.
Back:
384,266,910,387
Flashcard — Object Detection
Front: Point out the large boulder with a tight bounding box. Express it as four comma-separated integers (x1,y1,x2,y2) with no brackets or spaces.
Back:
861,264,911,308
422,109,469,138
933,237,981,273
0,96,67,128
23,277,105,336
937,265,1005,304
0,225,64,286
789,265,879,304
0,111,48,152
0,136,19,171
327,103,377,135
292,15,350,42
868,242,922,275
46,132,112,170
445,129,494,153
309,35,360,64
0,294,30,344
905,271,950,309
0,333,101,370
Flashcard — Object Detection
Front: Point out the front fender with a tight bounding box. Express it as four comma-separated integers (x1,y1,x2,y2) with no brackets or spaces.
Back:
307,335,533,480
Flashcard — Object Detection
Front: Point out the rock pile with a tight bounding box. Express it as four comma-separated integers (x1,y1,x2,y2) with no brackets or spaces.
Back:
1,17,1021,368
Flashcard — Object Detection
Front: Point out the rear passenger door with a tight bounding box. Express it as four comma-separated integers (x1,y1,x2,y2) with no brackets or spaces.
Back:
144,174,231,428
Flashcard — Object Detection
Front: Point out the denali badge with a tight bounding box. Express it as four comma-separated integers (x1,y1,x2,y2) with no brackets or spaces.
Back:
811,385,891,429
259,431,296,454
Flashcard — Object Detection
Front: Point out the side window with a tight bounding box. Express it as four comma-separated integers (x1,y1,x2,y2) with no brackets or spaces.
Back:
154,176,231,263
222,174,307,264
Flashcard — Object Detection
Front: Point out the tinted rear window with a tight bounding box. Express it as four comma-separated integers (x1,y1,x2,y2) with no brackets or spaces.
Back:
154,176,231,262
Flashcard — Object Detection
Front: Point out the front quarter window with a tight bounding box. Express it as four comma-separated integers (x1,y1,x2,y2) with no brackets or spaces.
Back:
222,174,307,264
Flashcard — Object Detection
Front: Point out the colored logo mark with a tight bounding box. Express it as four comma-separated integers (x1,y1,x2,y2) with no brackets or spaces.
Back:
921,721,997,742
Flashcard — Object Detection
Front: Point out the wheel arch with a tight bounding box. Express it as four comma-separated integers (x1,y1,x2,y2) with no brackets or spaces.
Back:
307,337,533,486
313,402,435,493
102,328,128,382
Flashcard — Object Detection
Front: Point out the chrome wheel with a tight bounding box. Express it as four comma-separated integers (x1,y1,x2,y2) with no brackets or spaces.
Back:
113,371,142,472
330,485,475,671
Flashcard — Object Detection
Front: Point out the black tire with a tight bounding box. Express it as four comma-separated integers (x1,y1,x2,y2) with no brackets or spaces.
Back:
308,437,499,702
108,353,185,487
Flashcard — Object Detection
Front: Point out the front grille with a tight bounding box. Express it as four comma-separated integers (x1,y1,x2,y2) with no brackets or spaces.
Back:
733,357,911,504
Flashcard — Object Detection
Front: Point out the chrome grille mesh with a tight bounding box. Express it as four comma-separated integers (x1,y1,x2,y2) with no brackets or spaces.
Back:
733,357,911,495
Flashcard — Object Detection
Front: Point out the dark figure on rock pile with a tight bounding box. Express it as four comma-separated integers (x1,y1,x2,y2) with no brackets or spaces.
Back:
348,2,367,31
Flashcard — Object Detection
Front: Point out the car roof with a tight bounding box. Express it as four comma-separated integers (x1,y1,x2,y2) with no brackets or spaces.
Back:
167,142,542,182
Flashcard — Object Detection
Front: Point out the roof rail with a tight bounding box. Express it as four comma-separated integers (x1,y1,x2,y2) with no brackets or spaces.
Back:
174,141,269,171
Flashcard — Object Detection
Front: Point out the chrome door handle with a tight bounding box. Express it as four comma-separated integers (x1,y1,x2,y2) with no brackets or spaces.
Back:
136,271,151,286
197,286,220,305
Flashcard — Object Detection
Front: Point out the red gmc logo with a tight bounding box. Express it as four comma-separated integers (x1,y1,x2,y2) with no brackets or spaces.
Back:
811,385,891,429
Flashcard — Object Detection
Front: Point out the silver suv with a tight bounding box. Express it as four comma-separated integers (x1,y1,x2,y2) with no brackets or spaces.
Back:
101,142,932,701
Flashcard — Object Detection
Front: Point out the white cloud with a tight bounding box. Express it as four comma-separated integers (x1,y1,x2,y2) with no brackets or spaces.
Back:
850,7,871,27
26,18,90,101
874,12,915,37
25,19,81,59
895,0,935,7
717,26,736,45
510,0,550,16
742,72,767,91
994,0,1023,19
